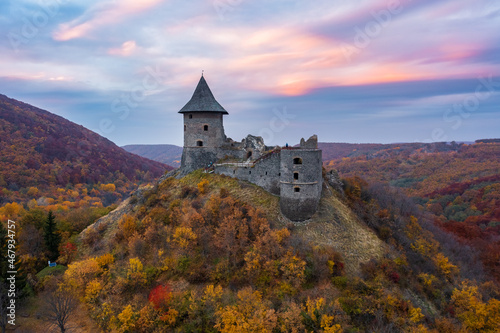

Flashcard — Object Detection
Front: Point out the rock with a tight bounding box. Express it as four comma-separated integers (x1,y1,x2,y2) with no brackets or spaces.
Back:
327,169,344,194
300,135,318,149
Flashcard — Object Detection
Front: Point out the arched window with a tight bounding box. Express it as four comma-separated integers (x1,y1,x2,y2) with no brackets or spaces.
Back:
204,125,208,131
247,151,252,158
293,157,303,165
294,187,300,193
189,114,193,119
294,172,299,180
196,140,203,147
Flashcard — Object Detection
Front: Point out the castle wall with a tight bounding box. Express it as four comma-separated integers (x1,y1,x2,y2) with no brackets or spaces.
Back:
181,147,218,172
214,151,281,195
279,149,323,221
183,113,225,148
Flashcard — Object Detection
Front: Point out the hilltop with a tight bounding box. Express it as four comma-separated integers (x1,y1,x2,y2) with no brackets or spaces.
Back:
20,167,495,332
0,93,173,206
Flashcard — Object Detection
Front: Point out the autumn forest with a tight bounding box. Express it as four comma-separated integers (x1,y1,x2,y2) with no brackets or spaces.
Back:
1,95,500,332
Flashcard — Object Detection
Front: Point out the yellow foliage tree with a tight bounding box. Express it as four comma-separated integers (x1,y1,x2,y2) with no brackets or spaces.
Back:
433,253,458,280
172,226,197,250
451,281,500,332
280,251,306,289
96,253,115,270
64,258,101,291
27,186,39,197
409,306,425,324
0,202,25,218
417,273,437,287
100,183,116,192
215,287,277,333
84,279,103,304
197,179,209,194
303,297,342,332
127,257,147,286
117,304,137,333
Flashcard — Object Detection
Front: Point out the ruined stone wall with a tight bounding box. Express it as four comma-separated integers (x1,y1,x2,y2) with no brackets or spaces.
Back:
181,147,218,172
214,151,281,195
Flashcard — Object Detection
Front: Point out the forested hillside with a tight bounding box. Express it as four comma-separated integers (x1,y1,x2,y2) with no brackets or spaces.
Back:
327,142,500,285
0,94,172,208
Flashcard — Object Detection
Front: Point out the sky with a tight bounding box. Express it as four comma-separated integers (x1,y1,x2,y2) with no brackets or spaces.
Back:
1,0,499,147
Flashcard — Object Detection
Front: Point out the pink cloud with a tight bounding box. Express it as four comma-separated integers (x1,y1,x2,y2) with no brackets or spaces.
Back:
53,0,164,41
108,40,138,57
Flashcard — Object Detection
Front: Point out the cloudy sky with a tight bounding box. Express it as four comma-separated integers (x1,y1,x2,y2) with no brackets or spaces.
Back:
1,0,499,146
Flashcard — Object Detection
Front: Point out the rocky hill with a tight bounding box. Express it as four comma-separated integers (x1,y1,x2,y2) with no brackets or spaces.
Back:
54,168,494,332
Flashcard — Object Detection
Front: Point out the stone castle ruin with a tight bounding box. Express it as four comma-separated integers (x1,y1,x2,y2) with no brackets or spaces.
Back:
178,75,323,221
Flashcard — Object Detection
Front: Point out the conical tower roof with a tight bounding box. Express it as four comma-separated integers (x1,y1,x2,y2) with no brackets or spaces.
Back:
179,76,228,114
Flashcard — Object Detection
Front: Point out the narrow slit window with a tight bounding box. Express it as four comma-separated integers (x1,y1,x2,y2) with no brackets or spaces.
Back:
189,114,193,119
294,172,299,180
184,125,186,131
204,125,208,131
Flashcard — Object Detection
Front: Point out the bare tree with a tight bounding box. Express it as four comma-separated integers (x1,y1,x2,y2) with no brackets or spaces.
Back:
44,290,77,333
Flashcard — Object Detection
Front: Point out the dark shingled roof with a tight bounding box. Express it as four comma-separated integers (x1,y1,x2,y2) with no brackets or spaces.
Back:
179,76,228,114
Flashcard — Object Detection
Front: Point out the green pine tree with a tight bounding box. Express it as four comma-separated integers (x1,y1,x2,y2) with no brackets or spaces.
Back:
44,211,61,262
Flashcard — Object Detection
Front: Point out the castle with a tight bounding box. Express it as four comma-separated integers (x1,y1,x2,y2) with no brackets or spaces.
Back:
178,75,323,221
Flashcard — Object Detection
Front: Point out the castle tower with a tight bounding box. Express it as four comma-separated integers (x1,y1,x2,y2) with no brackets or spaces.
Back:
179,75,228,171
279,135,323,221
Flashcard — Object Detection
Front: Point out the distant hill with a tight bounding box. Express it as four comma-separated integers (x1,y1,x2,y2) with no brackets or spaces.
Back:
123,141,465,167
122,144,183,168
319,141,465,161
0,94,173,205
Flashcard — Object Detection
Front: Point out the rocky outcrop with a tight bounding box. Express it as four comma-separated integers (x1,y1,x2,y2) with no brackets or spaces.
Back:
326,169,344,194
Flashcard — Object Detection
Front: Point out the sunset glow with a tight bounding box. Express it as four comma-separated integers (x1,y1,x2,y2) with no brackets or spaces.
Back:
0,0,498,146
